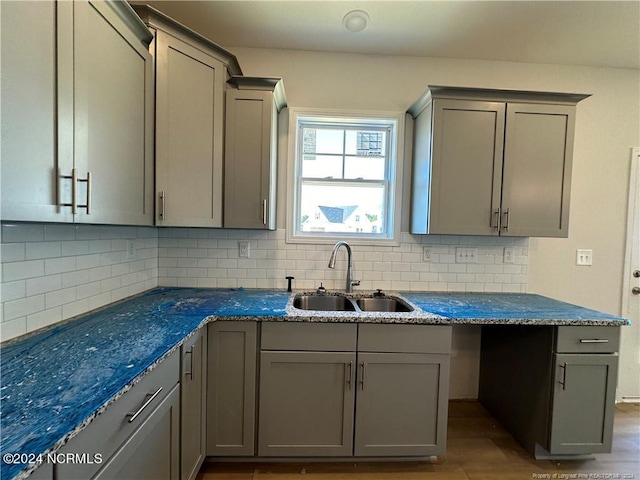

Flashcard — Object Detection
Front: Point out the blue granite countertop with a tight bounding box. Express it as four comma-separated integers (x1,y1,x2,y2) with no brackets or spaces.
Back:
0,287,626,480
401,292,627,325
0,287,289,480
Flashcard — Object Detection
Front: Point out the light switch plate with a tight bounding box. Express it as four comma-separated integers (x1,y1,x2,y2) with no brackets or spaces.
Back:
456,247,478,263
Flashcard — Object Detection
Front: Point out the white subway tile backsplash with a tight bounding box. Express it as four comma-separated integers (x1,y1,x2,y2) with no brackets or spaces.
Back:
2,223,528,343
1,224,158,342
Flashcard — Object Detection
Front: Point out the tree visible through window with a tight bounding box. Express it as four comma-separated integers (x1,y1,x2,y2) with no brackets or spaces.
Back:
291,113,400,242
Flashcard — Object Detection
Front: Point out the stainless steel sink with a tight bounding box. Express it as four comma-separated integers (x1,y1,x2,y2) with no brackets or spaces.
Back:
293,294,356,311
293,293,413,313
355,297,414,312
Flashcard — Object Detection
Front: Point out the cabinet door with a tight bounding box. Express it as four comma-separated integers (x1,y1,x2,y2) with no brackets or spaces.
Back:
68,0,154,225
258,351,356,457
93,384,180,480
0,1,71,222
207,322,257,456
428,99,505,235
181,329,207,480
224,90,277,229
155,30,225,227
549,353,618,454
354,352,450,457
501,103,575,237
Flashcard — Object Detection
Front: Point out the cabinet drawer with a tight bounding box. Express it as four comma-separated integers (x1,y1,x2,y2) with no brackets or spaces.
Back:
358,324,452,354
261,322,357,351
555,326,620,353
57,350,180,479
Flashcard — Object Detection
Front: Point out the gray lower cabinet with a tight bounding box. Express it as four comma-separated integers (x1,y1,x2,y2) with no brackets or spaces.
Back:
548,353,617,455
25,463,53,480
181,328,207,480
479,325,619,458
57,350,180,479
354,352,450,457
257,323,451,458
93,385,180,480
258,351,356,456
207,322,257,456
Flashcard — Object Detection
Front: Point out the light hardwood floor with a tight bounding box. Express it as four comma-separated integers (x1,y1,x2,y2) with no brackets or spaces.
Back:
197,401,640,480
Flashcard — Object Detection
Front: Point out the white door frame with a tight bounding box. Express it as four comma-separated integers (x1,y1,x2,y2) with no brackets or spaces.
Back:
619,147,640,402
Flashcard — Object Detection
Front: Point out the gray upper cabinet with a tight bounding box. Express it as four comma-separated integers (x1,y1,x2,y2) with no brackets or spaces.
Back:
1,0,155,225
224,77,287,230
181,328,207,480
408,86,589,237
134,6,242,227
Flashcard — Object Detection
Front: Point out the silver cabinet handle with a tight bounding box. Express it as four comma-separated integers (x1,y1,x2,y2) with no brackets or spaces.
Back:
59,169,78,213
184,344,195,380
632,270,640,278
262,199,267,225
558,363,567,390
60,169,90,213
632,287,640,295
359,362,366,390
75,170,91,214
126,386,163,423
345,361,353,390
502,208,510,232
84,172,91,214
492,208,501,231
71,168,78,214
159,191,165,220
579,339,609,343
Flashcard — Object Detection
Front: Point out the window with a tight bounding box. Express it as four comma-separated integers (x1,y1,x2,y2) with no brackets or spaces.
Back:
287,109,404,245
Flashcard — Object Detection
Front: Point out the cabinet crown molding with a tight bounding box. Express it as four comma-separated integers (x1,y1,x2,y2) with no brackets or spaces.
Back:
227,76,287,112
131,3,243,76
408,85,591,118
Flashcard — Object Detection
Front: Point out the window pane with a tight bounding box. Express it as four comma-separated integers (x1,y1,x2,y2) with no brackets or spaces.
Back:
298,182,385,234
313,128,345,154
301,154,344,178
344,155,385,180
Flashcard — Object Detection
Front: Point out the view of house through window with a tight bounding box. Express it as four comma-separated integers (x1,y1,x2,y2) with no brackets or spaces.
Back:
291,114,400,242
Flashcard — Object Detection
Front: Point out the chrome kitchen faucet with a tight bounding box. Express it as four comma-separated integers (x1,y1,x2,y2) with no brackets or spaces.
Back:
328,241,360,293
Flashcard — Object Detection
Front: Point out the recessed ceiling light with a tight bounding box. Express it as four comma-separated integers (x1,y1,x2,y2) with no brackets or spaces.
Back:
343,10,370,33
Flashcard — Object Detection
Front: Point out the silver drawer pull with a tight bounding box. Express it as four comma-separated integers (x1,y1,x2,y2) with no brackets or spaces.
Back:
126,386,163,423
579,339,609,344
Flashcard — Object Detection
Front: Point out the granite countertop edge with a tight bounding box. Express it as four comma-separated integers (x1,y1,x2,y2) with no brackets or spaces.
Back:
2,287,628,480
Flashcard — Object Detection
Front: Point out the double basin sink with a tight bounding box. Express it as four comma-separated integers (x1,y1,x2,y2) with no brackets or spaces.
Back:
293,293,413,313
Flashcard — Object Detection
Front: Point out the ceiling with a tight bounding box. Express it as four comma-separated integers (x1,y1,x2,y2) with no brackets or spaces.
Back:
138,1,640,70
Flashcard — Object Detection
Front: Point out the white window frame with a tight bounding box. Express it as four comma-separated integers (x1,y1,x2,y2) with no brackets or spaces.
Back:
286,108,404,246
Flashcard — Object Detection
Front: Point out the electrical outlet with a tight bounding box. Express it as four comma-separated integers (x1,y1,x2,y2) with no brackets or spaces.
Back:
126,239,136,260
238,241,250,258
456,247,478,263
503,247,515,264
576,249,593,266
423,246,432,262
